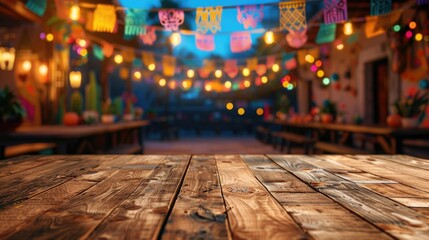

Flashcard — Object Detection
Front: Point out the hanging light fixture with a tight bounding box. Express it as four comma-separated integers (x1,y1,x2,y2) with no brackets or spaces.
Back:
170,32,181,47
0,47,16,71
70,4,80,21
69,71,82,88
343,22,353,36
264,31,274,44
38,63,48,84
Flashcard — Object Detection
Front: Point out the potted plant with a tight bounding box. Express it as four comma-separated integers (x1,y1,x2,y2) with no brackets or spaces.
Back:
320,99,337,123
393,91,428,128
122,92,137,121
276,95,290,120
101,101,115,124
0,86,26,131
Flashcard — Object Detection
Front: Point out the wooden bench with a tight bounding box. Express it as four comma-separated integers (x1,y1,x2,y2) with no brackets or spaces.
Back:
4,143,56,159
255,126,271,143
273,132,316,154
104,144,142,154
315,142,371,154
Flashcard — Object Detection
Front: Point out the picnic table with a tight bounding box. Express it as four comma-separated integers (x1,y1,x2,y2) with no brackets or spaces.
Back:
0,120,150,158
0,154,428,239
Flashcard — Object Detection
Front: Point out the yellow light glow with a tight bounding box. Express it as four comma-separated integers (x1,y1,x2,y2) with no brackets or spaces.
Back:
272,63,280,72
148,63,156,71
305,54,315,63
215,69,222,78
38,64,48,76
46,33,54,42
264,31,274,44
205,83,212,92
22,60,32,72
256,108,264,116
70,4,80,21
282,81,289,88
168,80,176,90
409,21,417,29
114,54,123,64
336,43,344,50
159,78,166,87
415,33,423,41
226,102,234,110
224,81,232,88
242,68,250,77
182,80,192,89
69,71,82,88
237,108,245,116
244,80,251,88
77,39,87,47
80,48,88,57
261,76,268,84
315,60,323,67
133,71,142,80
344,22,353,36
187,69,195,78
0,47,16,71
170,32,181,47
317,70,325,78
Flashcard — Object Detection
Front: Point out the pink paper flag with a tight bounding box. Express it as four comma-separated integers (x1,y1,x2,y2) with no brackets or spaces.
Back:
230,32,252,53
324,0,348,24
237,5,264,29
256,64,267,76
198,68,210,78
158,9,184,31
285,58,297,70
140,26,157,45
224,59,239,78
196,34,215,51
266,55,276,68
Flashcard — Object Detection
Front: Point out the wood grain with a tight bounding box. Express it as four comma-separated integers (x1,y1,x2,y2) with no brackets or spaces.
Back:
2,155,165,240
242,155,391,239
269,155,429,240
162,155,231,240
87,155,191,240
216,155,306,240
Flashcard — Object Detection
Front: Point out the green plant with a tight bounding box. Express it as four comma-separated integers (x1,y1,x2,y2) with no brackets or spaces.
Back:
277,95,290,113
70,91,83,115
0,86,26,122
102,101,114,115
320,99,337,116
394,91,428,118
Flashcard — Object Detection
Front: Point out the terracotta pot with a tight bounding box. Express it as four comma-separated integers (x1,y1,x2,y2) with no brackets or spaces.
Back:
321,113,333,123
386,114,402,128
63,112,80,126
123,114,134,121
401,118,418,128
101,114,115,124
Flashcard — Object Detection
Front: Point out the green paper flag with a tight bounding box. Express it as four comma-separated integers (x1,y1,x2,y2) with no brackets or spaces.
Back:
26,0,47,16
93,44,104,61
125,9,147,36
316,24,336,44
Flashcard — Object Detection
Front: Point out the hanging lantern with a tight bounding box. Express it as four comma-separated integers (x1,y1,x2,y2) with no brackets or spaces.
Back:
170,32,181,47
69,71,82,88
38,63,48,84
215,69,222,78
242,68,250,77
264,31,274,44
22,60,32,72
344,22,353,36
70,4,80,21
0,47,16,71
187,69,195,78
114,54,123,64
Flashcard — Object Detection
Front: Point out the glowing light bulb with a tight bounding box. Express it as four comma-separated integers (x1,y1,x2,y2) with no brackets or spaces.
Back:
244,80,251,88
315,60,323,67
114,54,123,64
187,69,195,78
282,81,289,88
261,76,268,84
69,71,82,88
170,32,181,47
343,22,353,36
205,83,212,92
237,108,245,116
405,30,413,39
133,71,142,80
415,33,423,41
70,4,80,21
310,65,318,72
224,81,232,88
272,63,280,72
168,80,177,90
79,48,88,57
182,80,192,89
46,33,54,42
264,31,274,44
159,78,166,87
242,68,250,77
336,43,344,50
305,54,315,63
322,77,331,85
287,83,294,91
393,25,401,32
226,102,234,110
148,63,156,71
38,64,48,76
215,69,222,78
409,21,417,30
256,108,264,116
76,39,87,48
22,60,32,72
317,70,325,78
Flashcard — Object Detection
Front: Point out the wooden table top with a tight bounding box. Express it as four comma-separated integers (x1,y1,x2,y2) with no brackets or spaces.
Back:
1,154,429,239
0,120,150,141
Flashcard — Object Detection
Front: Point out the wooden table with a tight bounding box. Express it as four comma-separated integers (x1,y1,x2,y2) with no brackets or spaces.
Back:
0,121,150,158
1,154,428,239
266,119,429,154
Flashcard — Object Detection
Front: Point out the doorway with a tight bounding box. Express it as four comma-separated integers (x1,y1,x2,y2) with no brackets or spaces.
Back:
365,58,389,124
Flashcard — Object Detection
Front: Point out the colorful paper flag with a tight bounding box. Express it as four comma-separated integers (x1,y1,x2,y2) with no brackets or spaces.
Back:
140,26,157,46
246,58,258,70
237,5,264,29
195,34,215,51
125,9,147,36
93,44,104,61
230,32,252,53
266,55,276,68
256,64,267,76
371,0,392,16
93,4,116,33
122,49,135,63
279,0,306,32
54,0,68,19
142,51,155,66
159,9,184,31
162,55,176,77
26,0,47,16
365,10,401,38
316,24,337,44
119,67,129,80
286,30,308,49
324,0,348,24
224,59,239,78
196,7,223,34
102,42,114,58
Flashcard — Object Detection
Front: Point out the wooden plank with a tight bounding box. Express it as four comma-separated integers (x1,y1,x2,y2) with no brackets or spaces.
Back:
391,198,429,208
0,155,52,178
242,155,391,239
297,155,362,173
316,155,429,194
370,155,429,171
87,155,191,240
216,155,306,239
2,155,165,239
360,183,429,198
162,155,230,240
268,155,429,240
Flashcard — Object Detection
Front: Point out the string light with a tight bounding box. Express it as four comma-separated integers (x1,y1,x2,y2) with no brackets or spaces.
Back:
38,64,48,76
215,69,222,78
393,25,401,32
415,33,423,41
322,77,331,86
261,76,268,84
170,32,181,47
182,79,192,89
242,68,250,77
22,60,32,72
69,71,82,88
244,80,251,88
317,70,325,78
282,81,289,88
159,78,166,87
286,83,294,91
226,102,234,110
76,39,87,48
336,43,344,50
133,70,142,80
168,80,177,90
272,63,280,72
315,60,323,67
224,81,232,88
343,22,353,36
237,108,245,116
70,4,80,21
256,108,264,116
405,30,413,39
305,54,315,63
148,63,156,71
264,31,274,44
46,33,54,42
187,69,195,78
409,21,416,29
205,83,212,92
114,54,123,64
